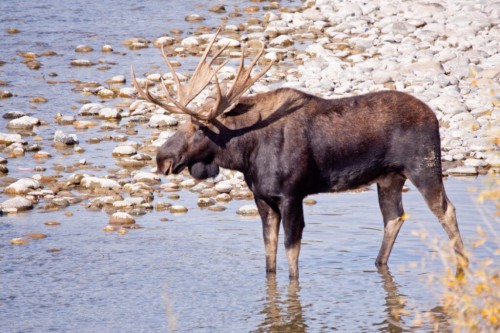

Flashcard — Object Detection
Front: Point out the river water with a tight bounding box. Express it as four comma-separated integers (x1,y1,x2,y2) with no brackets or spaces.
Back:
0,1,498,332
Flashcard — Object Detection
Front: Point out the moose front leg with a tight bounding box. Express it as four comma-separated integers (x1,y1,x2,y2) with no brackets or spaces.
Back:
280,197,305,280
255,197,281,274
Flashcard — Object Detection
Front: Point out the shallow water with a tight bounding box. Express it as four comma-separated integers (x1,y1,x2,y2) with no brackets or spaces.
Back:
0,1,498,332
1,176,497,332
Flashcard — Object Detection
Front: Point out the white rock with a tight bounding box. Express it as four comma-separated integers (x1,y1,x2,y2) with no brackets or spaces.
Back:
148,114,178,127
215,180,233,193
236,204,259,216
109,212,135,225
119,87,136,98
217,38,240,48
181,37,199,48
447,166,478,175
7,116,40,130
81,176,121,189
463,159,488,167
5,178,41,195
0,196,33,212
372,70,392,84
270,35,294,47
112,145,137,157
79,103,104,116
132,171,160,184
99,107,121,119
0,133,23,145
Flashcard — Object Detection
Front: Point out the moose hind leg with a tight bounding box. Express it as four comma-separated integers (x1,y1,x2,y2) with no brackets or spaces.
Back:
376,174,407,266
280,197,305,280
410,173,467,264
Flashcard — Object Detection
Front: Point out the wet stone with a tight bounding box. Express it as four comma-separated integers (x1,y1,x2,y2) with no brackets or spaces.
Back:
75,45,94,53
197,197,216,207
10,238,30,245
0,90,13,98
3,111,26,119
109,212,136,225
216,193,232,202
5,178,41,195
169,205,188,213
112,145,137,156
236,204,259,216
215,180,233,193
0,196,34,212
7,116,40,130
71,59,94,66
132,171,160,184
54,130,79,145
208,205,226,212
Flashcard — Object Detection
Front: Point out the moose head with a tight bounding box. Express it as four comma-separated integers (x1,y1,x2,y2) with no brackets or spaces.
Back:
131,27,273,181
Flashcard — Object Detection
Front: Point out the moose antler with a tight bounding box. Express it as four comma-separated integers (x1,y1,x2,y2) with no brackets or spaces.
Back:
131,27,273,122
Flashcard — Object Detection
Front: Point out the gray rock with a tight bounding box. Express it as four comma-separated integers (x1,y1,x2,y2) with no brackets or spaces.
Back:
3,111,26,119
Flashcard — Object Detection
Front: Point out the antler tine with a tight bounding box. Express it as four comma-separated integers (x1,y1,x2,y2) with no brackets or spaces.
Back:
226,41,273,104
131,65,182,114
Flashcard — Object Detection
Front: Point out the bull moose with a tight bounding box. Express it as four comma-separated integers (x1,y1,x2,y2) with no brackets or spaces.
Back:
132,28,466,279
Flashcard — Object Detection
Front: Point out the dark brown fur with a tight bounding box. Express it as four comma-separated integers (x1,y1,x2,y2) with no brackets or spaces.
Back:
156,88,466,279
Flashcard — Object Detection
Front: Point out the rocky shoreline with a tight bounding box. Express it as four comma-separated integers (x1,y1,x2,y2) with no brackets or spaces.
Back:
1,0,498,224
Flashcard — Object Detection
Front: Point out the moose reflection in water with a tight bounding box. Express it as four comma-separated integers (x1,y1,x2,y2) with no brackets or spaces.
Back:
132,27,467,279
251,267,451,332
